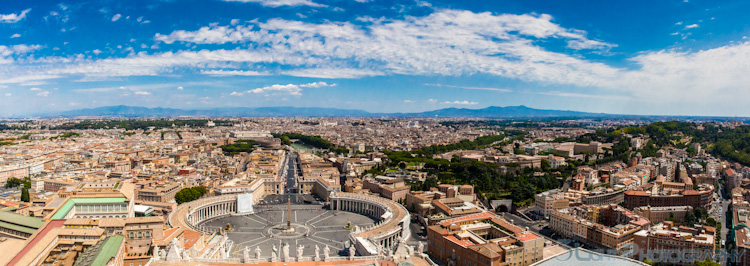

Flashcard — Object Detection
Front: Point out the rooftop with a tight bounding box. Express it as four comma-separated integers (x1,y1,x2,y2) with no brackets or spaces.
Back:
0,210,44,229
531,247,649,266
90,235,124,266
50,197,127,220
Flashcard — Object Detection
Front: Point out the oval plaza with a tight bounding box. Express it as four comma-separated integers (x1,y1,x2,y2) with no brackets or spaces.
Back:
164,149,410,263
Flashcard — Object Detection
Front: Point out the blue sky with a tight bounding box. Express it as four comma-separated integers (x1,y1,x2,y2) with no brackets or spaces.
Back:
1,0,750,116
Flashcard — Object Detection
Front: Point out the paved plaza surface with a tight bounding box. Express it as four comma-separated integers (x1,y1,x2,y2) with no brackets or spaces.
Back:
201,194,376,259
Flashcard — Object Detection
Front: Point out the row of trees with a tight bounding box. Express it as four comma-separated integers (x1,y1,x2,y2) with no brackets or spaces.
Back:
50,132,80,139
418,134,506,157
175,186,207,204
273,133,349,154
220,140,259,155
620,121,750,166
0,123,30,131
384,149,567,206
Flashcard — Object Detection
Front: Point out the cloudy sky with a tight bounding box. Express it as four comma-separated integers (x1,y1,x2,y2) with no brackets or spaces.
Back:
1,0,750,116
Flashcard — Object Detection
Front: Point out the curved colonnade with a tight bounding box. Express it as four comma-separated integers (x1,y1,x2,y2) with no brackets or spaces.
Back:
168,194,239,234
329,192,410,255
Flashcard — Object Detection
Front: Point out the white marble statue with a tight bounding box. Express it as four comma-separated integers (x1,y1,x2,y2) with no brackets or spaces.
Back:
394,237,410,259
153,246,160,260
323,245,330,260
166,238,182,263
417,242,424,254
243,246,251,263
255,246,262,260
348,245,356,260
271,244,278,261
282,243,290,261
314,245,320,261
297,245,304,259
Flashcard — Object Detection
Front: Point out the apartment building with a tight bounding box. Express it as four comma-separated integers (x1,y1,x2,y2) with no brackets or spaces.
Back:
632,222,715,265
427,212,544,266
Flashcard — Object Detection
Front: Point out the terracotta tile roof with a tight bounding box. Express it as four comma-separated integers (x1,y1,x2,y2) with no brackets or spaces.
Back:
468,243,502,259
516,232,539,242
182,230,203,249
438,211,494,227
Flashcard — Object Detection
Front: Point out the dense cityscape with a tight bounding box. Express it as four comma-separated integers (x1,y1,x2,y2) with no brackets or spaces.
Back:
0,117,746,266
3,0,750,265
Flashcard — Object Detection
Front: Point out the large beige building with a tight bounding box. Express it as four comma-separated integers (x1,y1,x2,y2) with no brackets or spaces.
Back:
427,212,544,266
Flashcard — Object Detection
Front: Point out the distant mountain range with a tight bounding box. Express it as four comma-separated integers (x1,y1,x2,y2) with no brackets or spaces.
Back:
44,105,613,118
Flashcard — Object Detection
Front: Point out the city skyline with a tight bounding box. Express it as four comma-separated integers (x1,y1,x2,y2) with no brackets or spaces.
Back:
1,0,750,116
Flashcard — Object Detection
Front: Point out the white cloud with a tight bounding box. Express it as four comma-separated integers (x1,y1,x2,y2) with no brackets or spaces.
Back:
251,84,304,95
0,44,41,58
29,87,42,91
134,91,151,95
0,9,31,23
281,68,382,79
4,93,10,97
427,99,437,103
177,86,184,90
5,7,750,109
0,43,42,64
36,91,50,97
616,41,750,103
201,70,269,76
442,100,478,105
424,83,512,92
684,24,699,29
235,81,335,96
111,14,121,22
230,19,240,25
567,39,615,50
151,10,618,88
222,0,327,7
0,74,59,84
10,33,20,38
404,99,415,103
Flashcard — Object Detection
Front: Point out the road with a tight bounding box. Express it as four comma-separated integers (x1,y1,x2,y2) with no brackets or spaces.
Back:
406,218,429,252
285,152,299,194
